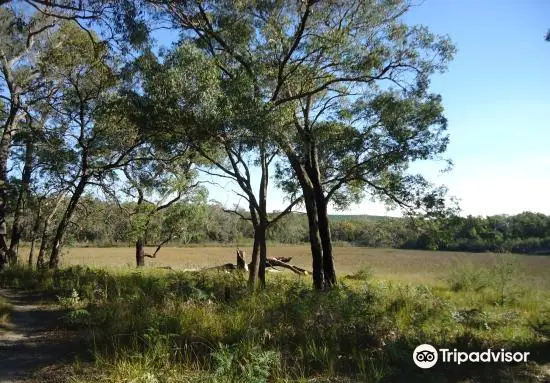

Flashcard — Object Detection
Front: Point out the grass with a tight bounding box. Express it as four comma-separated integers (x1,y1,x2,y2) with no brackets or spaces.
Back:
1,248,549,382
16,245,550,290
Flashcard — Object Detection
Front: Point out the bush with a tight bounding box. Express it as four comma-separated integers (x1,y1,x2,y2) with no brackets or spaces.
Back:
211,343,280,383
446,261,491,292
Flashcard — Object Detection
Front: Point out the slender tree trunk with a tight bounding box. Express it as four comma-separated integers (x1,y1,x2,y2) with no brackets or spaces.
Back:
28,238,35,268
48,177,88,269
9,139,33,264
304,192,324,290
248,230,260,287
257,143,269,287
257,223,267,288
28,201,42,268
36,221,49,269
247,143,270,289
285,151,325,290
36,194,65,269
316,196,336,287
136,238,145,267
307,131,337,288
0,118,16,269
309,162,336,287
0,98,23,267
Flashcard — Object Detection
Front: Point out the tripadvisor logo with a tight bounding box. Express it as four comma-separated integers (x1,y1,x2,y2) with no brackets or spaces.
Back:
413,344,438,368
413,344,530,369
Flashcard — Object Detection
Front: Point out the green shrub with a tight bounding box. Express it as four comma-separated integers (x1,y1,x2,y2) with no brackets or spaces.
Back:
446,261,491,292
211,343,280,383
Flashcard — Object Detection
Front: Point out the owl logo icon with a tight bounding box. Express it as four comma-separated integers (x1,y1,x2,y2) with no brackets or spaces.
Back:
413,344,438,368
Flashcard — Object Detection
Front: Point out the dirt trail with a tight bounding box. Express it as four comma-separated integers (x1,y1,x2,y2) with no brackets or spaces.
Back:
0,289,88,383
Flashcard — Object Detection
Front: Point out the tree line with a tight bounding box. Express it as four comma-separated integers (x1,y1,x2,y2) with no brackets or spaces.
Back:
6,190,550,256
1,0,458,289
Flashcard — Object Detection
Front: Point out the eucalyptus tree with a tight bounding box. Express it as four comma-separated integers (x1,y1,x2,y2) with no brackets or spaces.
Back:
146,0,456,289
37,21,148,268
139,43,301,288
7,116,36,262
0,6,58,267
122,145,202,267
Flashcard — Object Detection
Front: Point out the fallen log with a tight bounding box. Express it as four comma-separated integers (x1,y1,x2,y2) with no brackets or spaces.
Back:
236,249,248,270
204,263,238,272
268,256,292,264
201,252,309,276
265,257,309,275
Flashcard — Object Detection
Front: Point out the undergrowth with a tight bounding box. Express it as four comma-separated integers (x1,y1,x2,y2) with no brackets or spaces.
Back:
0,260,549,382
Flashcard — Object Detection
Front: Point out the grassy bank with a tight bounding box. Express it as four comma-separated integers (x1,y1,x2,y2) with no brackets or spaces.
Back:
1,253,549,382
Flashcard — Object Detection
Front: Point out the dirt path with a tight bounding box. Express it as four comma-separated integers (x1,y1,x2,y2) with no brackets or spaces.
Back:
0,289,89,383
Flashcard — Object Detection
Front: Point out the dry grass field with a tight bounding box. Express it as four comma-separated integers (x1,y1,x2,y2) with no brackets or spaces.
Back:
20,245,550,289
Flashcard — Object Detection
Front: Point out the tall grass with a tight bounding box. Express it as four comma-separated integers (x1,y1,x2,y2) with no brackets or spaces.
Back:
1,262,549,382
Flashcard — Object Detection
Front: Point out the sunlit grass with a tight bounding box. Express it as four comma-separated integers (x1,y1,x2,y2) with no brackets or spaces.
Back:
15,245,550,291
1,249,549,382
1,255,549,382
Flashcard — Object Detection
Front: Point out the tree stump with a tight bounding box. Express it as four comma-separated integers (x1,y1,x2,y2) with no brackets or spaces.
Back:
236,249,248,271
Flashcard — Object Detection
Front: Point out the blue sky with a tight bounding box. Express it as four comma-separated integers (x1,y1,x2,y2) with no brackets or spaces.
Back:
193,0,550,217
401,0,550,216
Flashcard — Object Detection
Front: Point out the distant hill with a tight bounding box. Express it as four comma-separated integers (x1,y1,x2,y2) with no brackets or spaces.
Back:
271,211,401,222
328,214,399,222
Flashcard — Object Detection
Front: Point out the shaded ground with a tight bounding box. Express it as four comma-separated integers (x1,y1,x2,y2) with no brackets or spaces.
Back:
0,289,90,383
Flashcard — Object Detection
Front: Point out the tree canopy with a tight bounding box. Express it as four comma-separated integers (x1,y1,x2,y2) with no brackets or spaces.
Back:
0,0,461,290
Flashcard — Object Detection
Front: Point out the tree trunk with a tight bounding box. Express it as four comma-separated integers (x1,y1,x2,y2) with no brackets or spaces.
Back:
48,177,87,269
0,122,15,269
28,238,35,268
285,153,325,290
308,130,337,288
247,142,269,289
257,143,269,288
9,139,33,264
136,238,145,267
304,191,324,290
236,249,247,270
28,201,42,268
248,233,260,287
36,194,65,269
36,221,49,269
257,223,267,288
316,196,337,287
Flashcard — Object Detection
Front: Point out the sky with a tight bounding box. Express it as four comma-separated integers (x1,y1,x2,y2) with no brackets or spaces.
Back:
180,0,550,217
400,0,550,217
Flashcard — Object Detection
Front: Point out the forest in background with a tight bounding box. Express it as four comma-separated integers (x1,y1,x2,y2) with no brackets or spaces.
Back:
7,191,550,254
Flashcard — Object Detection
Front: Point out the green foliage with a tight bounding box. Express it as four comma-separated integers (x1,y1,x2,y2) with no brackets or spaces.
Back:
57,288,83,309
344,267,373,281
447,262,492,292
2,265,548,382
446,255,523,306
7,194,550,254
211,343,279,383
